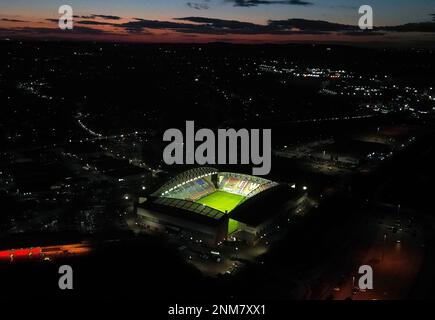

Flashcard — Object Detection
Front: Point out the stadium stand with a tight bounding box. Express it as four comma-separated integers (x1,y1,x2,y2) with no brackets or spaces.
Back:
217,172,273,197
152,168,278,214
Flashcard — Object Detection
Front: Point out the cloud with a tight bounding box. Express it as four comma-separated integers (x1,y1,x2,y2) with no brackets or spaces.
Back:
378,22,435,33
76,20,117,26
6,26,111,35
91,14,122,20
96,16,435,36
174,17,314,34
227,0,313,7
6,14,435,41
175,16,267,34
73,15,95,19
72,14,122,20
112,16,329,35
44,12,435,36
186,2,210,10
1,18,28,23
46,18,119,27
266,19,435,34
117,18,197,33
267,18,356,32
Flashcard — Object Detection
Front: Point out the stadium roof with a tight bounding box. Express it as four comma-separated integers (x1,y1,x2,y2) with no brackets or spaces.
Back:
139,197,227,227
229,184,295,226
153,197,226,220
152,167,218,197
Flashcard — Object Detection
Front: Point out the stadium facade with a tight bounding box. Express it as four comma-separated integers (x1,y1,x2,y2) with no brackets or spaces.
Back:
135,167,304,246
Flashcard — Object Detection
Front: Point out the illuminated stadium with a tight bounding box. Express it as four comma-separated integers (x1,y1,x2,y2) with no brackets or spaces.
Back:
136,167,303,246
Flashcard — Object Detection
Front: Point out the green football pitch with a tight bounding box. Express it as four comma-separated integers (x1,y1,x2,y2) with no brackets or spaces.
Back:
196,191,245,213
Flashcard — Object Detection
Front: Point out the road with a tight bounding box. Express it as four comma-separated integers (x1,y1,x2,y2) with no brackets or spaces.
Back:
314,210,424,300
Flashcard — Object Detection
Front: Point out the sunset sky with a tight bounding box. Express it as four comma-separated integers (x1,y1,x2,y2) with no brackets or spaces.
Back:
1,0,434,45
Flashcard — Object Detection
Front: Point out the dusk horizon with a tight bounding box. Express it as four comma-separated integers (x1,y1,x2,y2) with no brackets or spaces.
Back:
1,0,435,46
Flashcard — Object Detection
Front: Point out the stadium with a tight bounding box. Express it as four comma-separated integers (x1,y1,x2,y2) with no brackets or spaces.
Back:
136,167,304,246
